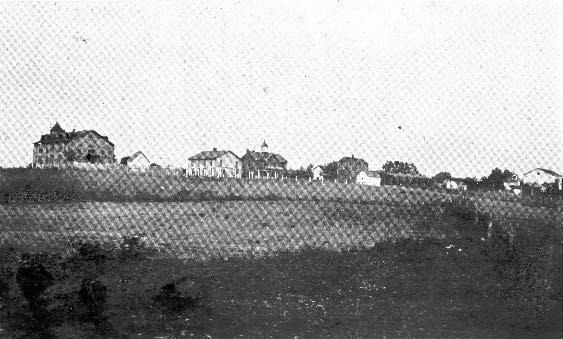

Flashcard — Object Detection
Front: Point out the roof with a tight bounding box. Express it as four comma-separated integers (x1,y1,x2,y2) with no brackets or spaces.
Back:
523,168,562,177
189,150,240,161
128,151,149,164
34,129,115,147
120,156,131,165
359,170,380,178
245,150,287,164
261,140,268,148
50,122,65,133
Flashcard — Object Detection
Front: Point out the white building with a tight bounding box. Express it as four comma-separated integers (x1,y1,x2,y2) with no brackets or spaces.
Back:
122,151,151,172
443,178,468,191
312,166,324,181
188,148,241,178
522,168,562,190
356,170,381,186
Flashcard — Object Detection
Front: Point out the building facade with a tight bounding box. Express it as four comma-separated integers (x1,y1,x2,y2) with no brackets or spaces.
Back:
312,166,324,181
188,148,241,178
33,122,115,168
121,151,151,172
337,156,368,182
443,178,469,191
241,141,288,179
356,170,381,186
522,168,562,190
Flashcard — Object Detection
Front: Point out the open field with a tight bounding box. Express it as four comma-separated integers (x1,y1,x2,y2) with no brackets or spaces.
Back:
1,168,561,337
1,197,560,260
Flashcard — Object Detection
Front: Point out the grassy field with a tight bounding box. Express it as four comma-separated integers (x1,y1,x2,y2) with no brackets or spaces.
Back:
0,168,561,337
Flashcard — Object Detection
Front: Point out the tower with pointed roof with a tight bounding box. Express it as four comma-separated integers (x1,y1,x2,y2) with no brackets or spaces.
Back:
241,140,287,179
50,122,65,134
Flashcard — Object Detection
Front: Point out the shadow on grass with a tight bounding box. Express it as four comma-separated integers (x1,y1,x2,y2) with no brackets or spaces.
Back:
0,220,561,338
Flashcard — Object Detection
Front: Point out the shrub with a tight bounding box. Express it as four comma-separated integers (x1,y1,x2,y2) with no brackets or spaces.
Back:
118,234,156,260
152,282,201,314
16,254,54,308
78,278,107,324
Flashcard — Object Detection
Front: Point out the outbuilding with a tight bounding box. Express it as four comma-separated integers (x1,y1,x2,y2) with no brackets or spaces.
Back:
356,170,381,186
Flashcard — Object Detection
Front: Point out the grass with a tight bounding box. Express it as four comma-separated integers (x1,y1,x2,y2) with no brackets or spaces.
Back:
0,222,560,338
0,168,561,337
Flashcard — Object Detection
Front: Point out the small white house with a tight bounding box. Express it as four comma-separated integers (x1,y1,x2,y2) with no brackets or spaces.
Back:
443,178,468,191
522,168,562,190
312,166,324,181
125,151,150,172
356,170,381,186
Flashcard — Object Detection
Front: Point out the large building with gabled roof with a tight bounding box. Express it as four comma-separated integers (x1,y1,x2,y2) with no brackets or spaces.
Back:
32,122,115,168
241,140,287,179
522,168,562,190
188,148,241,178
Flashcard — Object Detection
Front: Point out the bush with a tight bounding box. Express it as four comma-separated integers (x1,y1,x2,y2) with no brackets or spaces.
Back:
78,278,107,323
152,282,201,314
118,234,156,260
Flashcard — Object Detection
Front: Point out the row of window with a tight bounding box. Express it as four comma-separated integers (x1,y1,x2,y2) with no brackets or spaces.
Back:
37,148,109,156
192,160,239,167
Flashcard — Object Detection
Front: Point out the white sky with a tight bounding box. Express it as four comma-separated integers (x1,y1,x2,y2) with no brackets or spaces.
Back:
0,0,561,178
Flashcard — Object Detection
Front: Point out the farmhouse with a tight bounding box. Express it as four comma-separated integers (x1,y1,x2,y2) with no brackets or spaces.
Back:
121,151,151,172
312,166,324,181
241,141,288,179
356,170,381,186
337,156,368,183
188,148,241,178
33,122,115,168
521,168,562,190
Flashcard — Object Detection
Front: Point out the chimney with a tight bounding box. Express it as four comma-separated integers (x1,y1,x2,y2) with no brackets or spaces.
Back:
213,147,217,151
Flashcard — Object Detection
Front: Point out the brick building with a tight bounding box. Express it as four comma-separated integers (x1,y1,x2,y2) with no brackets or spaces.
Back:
32,122,115,168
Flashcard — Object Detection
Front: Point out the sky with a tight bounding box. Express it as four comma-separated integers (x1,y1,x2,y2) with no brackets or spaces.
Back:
0,0,561,178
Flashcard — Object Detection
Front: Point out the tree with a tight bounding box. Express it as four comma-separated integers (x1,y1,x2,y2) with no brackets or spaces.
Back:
433,172,452,182
382,161,419,175
323,161,338,180
481,168,515,191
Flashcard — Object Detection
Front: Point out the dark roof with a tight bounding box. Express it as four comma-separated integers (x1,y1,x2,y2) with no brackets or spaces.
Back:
50,122,65,133
189,150,239,161
34,129,114,147
523,168,562,177
120,156,131,165
245,150,287,164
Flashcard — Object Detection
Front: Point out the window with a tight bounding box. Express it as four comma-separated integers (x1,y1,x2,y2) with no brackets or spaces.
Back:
100,150,105,155
219,160,223,167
